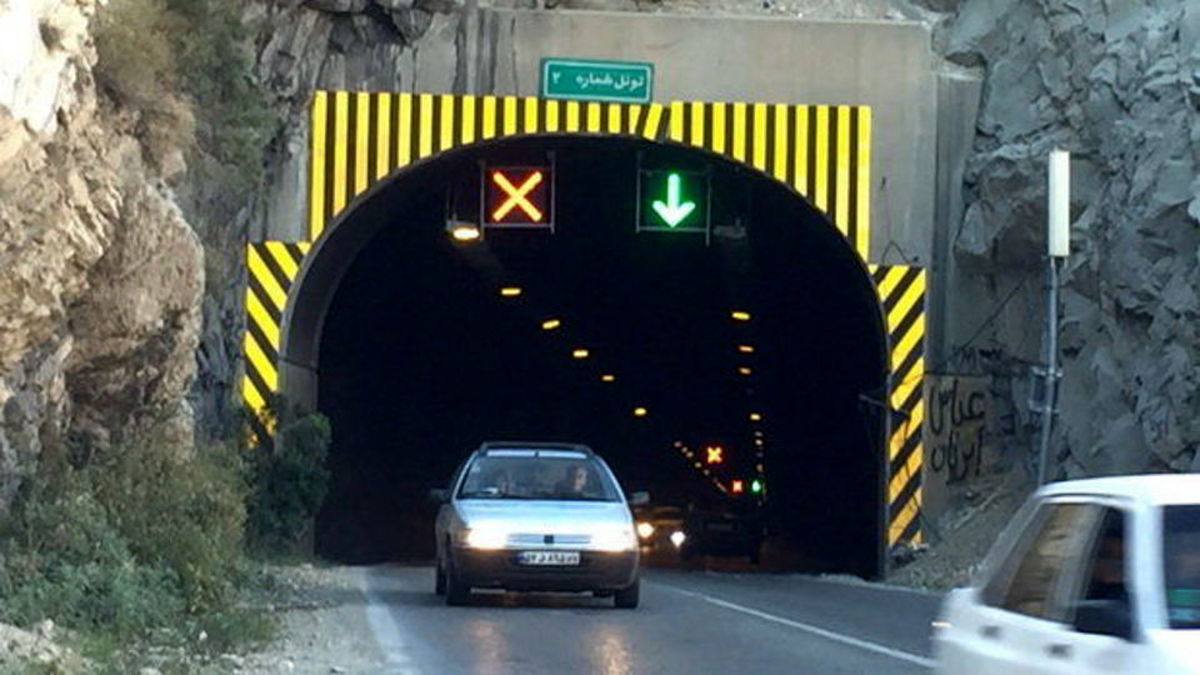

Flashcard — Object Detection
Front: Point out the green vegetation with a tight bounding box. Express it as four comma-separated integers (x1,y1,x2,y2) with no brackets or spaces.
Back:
245,413,332,557
94,0,274,196
0,407,331,669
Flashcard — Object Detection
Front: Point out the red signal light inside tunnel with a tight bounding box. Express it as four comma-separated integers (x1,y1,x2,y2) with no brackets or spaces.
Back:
731,479,745,494
485,167,551,227
706,445,724,465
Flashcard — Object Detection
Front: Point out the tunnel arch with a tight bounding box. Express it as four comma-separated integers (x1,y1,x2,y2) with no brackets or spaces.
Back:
242,92,928,578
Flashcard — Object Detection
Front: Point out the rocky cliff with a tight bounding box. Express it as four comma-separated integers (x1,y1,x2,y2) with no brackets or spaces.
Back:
0,0,204,515
935,0,1200,477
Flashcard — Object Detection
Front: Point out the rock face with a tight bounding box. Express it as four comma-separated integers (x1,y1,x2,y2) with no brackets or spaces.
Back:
940,0,1200,476
0,0,204,515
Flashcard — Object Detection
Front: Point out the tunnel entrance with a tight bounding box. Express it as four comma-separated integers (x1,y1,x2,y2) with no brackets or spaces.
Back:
286,135,888,577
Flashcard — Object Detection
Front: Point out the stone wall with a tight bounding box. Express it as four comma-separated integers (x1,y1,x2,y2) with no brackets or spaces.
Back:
0,0,204,515
934,0,1200,477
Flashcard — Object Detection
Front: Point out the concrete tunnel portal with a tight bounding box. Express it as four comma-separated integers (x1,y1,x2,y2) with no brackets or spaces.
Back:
276,135,890,577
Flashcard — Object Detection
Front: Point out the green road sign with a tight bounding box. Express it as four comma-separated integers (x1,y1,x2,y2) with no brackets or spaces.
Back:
638,169,708,234
541,58,654,104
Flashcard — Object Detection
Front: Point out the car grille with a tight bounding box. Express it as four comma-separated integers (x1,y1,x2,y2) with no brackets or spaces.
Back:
506,533,593,547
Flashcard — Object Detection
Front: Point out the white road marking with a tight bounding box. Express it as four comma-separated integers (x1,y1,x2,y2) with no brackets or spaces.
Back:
362,568,422,674
655,583,936,669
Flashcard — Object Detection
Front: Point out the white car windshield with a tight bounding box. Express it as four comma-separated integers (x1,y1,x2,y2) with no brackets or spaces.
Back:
1163,505,1200,629
458,451,621,502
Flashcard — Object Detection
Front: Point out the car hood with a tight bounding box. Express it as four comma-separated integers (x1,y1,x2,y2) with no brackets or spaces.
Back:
456,499,632,531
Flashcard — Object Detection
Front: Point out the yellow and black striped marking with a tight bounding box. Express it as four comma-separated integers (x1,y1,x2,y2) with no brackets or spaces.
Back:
307,92,871,260
872,264,927,548
243,241,310,443
244,91,925,549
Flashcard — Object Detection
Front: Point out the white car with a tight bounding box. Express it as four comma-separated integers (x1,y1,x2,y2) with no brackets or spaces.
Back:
934,474,1200,674
432,441,645,608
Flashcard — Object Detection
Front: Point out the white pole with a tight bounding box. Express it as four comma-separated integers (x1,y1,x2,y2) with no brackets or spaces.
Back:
1038,149,1069,485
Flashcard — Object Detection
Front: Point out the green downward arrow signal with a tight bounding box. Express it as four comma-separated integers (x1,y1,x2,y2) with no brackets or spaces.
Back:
651,173,697,227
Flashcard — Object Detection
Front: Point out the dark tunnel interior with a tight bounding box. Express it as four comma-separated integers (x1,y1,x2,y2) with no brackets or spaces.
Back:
309,137,888,577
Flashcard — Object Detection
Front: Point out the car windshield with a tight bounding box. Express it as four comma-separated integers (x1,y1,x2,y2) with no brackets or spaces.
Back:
1163,505,1200,629
457,451,621,502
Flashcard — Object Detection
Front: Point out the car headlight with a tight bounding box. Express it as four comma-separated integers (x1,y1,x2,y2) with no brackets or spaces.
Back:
462,524,508,550
636,521,655,540
670,531,686,548
592,526,638,552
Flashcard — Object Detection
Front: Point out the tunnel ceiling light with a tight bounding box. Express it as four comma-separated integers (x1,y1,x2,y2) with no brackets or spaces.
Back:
449,223,482,241
633,406,648,418
541,318,561,330
755,439,764,447
738,367,753,376
754,430,764,438
731,310,752,322
756,463,765,472
500,286,522,297
673,440,683,448
749,412,763,422
737,344,755,353
601,373,616,382
572,348,590,359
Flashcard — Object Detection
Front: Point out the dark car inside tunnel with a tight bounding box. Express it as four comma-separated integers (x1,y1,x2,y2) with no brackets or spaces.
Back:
302,136,888,577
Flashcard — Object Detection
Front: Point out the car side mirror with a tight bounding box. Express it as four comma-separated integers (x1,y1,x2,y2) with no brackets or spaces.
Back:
1073,599,1134,641
427,488,449,504
628,491,650,506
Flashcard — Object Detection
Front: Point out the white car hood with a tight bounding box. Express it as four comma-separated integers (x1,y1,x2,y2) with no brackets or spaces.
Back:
456,499,632,531
1148,629,1200,674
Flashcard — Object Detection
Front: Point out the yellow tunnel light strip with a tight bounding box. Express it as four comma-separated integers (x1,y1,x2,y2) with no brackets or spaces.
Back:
354,92,370,197
835,105,851,233
309,92,328,241
642,104,663,140
586,102,602,132
481,96,498,139
525,97,540,134
712,103,726,154
607,103,621,134
332,91,349,215
752,103,767,171
246,247,288,312
244,333,278,391
566,101,581,132
375,93,391,180
439,94,454,151
461,95,476,145
503,96,518,135
772,103,789,183
669,101,685,141
245,290,280,346
814,106,830,214
396,93,413,168
794,105,809,195
856,108,872,259
418,94,434,158
731,103,747,161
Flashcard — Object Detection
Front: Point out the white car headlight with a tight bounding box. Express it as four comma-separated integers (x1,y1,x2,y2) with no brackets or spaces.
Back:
636,521,655,540
462,524,508,550
592,526,637,552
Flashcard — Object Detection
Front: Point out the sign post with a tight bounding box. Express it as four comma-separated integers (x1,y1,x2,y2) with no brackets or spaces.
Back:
541,58,654,104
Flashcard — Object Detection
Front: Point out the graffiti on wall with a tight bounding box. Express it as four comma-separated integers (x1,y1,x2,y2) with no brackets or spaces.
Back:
922,375,992,522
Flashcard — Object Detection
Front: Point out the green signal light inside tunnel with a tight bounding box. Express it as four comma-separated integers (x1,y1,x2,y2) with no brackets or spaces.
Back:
639,169,708,234
750,479,764,494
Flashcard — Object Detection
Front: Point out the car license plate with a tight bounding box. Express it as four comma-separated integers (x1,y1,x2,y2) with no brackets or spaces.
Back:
518,551,580,566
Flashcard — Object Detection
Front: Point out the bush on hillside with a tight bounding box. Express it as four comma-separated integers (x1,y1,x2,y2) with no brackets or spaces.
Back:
245,411,332,556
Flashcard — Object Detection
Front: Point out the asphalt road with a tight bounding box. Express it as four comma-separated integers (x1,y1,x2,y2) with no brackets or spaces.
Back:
361,565,942,674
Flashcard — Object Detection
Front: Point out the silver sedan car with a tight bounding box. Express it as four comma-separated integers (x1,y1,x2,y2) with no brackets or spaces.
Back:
432,442,644,608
